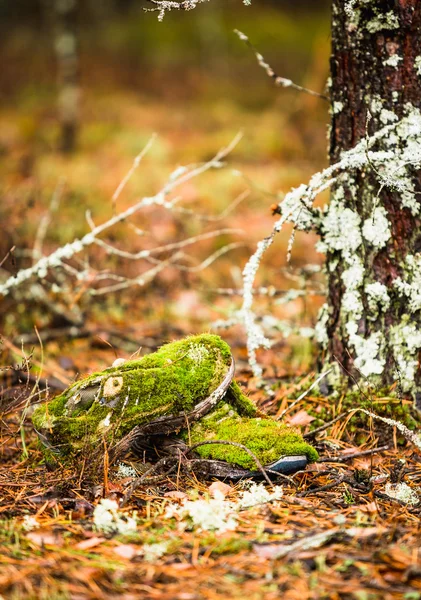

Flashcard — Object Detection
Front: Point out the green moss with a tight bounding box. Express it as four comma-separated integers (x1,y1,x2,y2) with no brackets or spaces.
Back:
184,401,318,469
32,334,251,456
224,380,258,417
32,333,318,469
199,534,251,556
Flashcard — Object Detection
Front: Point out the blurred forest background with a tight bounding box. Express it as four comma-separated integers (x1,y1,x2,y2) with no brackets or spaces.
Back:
1,0,330,375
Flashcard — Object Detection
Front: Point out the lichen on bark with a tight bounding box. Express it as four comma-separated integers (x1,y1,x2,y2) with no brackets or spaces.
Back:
321,0,421,406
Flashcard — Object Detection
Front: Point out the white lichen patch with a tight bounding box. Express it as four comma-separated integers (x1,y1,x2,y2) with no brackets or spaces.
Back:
383,54,402,68
342,291,364,320
93,499,137,535
165,484,284,533
344,0,360,31
346,321,385,377
142,542,170,562
117,463,138,479
342,258,365,290
384,482,419,505
393,254,421,312
362,207,391,248
165,489,238,533
239,482,283,508
415,56,421,77
389,321,421,391
333,101,344,114
188,343,210,364
318,201,362,257
314,304,329,347
380,109,398,125
366,11,399,34
365,282,390,312
280,184,315,231
22,515,40,532
370,96,384,115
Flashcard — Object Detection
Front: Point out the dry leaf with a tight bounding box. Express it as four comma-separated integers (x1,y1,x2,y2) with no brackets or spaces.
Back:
287,410,315,426
75,536,106,551
208,481,232,498
26,529,64,547
114,544,139,560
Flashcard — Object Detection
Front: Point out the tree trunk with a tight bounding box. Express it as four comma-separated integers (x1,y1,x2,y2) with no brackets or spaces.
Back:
53,0,80,153
319,0,421,405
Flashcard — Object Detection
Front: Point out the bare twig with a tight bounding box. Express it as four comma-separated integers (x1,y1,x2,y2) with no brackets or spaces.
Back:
145,0,209,20
277,369,333,420
304,410,356,439
234,30,328,101
32,180,64,264
319,446,390,463
111,134,157,212
0,134,243,297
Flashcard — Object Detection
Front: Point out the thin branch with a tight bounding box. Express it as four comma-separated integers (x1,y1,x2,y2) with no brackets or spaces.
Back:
304,410,356,439
112,134,157,212
0,134,242,297
145,0,209,21
32,179,65,264
234,30,328,101
319,445,389,463
276,369,333,420
92,228,242,260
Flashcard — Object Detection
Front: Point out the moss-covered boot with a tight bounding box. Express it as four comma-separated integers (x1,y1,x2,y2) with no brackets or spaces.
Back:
32,334,318,477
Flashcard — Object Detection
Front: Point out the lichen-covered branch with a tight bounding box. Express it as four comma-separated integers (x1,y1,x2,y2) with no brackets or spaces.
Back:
146,0,250,21
0,135,243,301
234,30,328,101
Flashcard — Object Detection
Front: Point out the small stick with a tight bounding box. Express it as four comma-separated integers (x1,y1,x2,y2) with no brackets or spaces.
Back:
319,445,389,463
299,475,346,496
234,30,328,101
277,369,333,420
304,410,355,439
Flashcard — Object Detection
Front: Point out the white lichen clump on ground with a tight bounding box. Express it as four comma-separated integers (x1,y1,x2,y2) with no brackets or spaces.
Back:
142,542,170,562
117,463,138,479
384,483,419,506
165,489,238,533
238,482,283,508
22,515,40,532
93,499,137,535
165,483,284,533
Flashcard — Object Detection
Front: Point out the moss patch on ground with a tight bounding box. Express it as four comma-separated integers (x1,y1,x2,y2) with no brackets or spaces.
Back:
184,401,319,470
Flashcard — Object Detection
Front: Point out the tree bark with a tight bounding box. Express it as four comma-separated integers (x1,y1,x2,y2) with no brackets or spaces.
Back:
53,0,80,153
320,0,421,405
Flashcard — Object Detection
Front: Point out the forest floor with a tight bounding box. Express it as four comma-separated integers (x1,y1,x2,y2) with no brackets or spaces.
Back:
1,334,421,600
1,9,421,598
